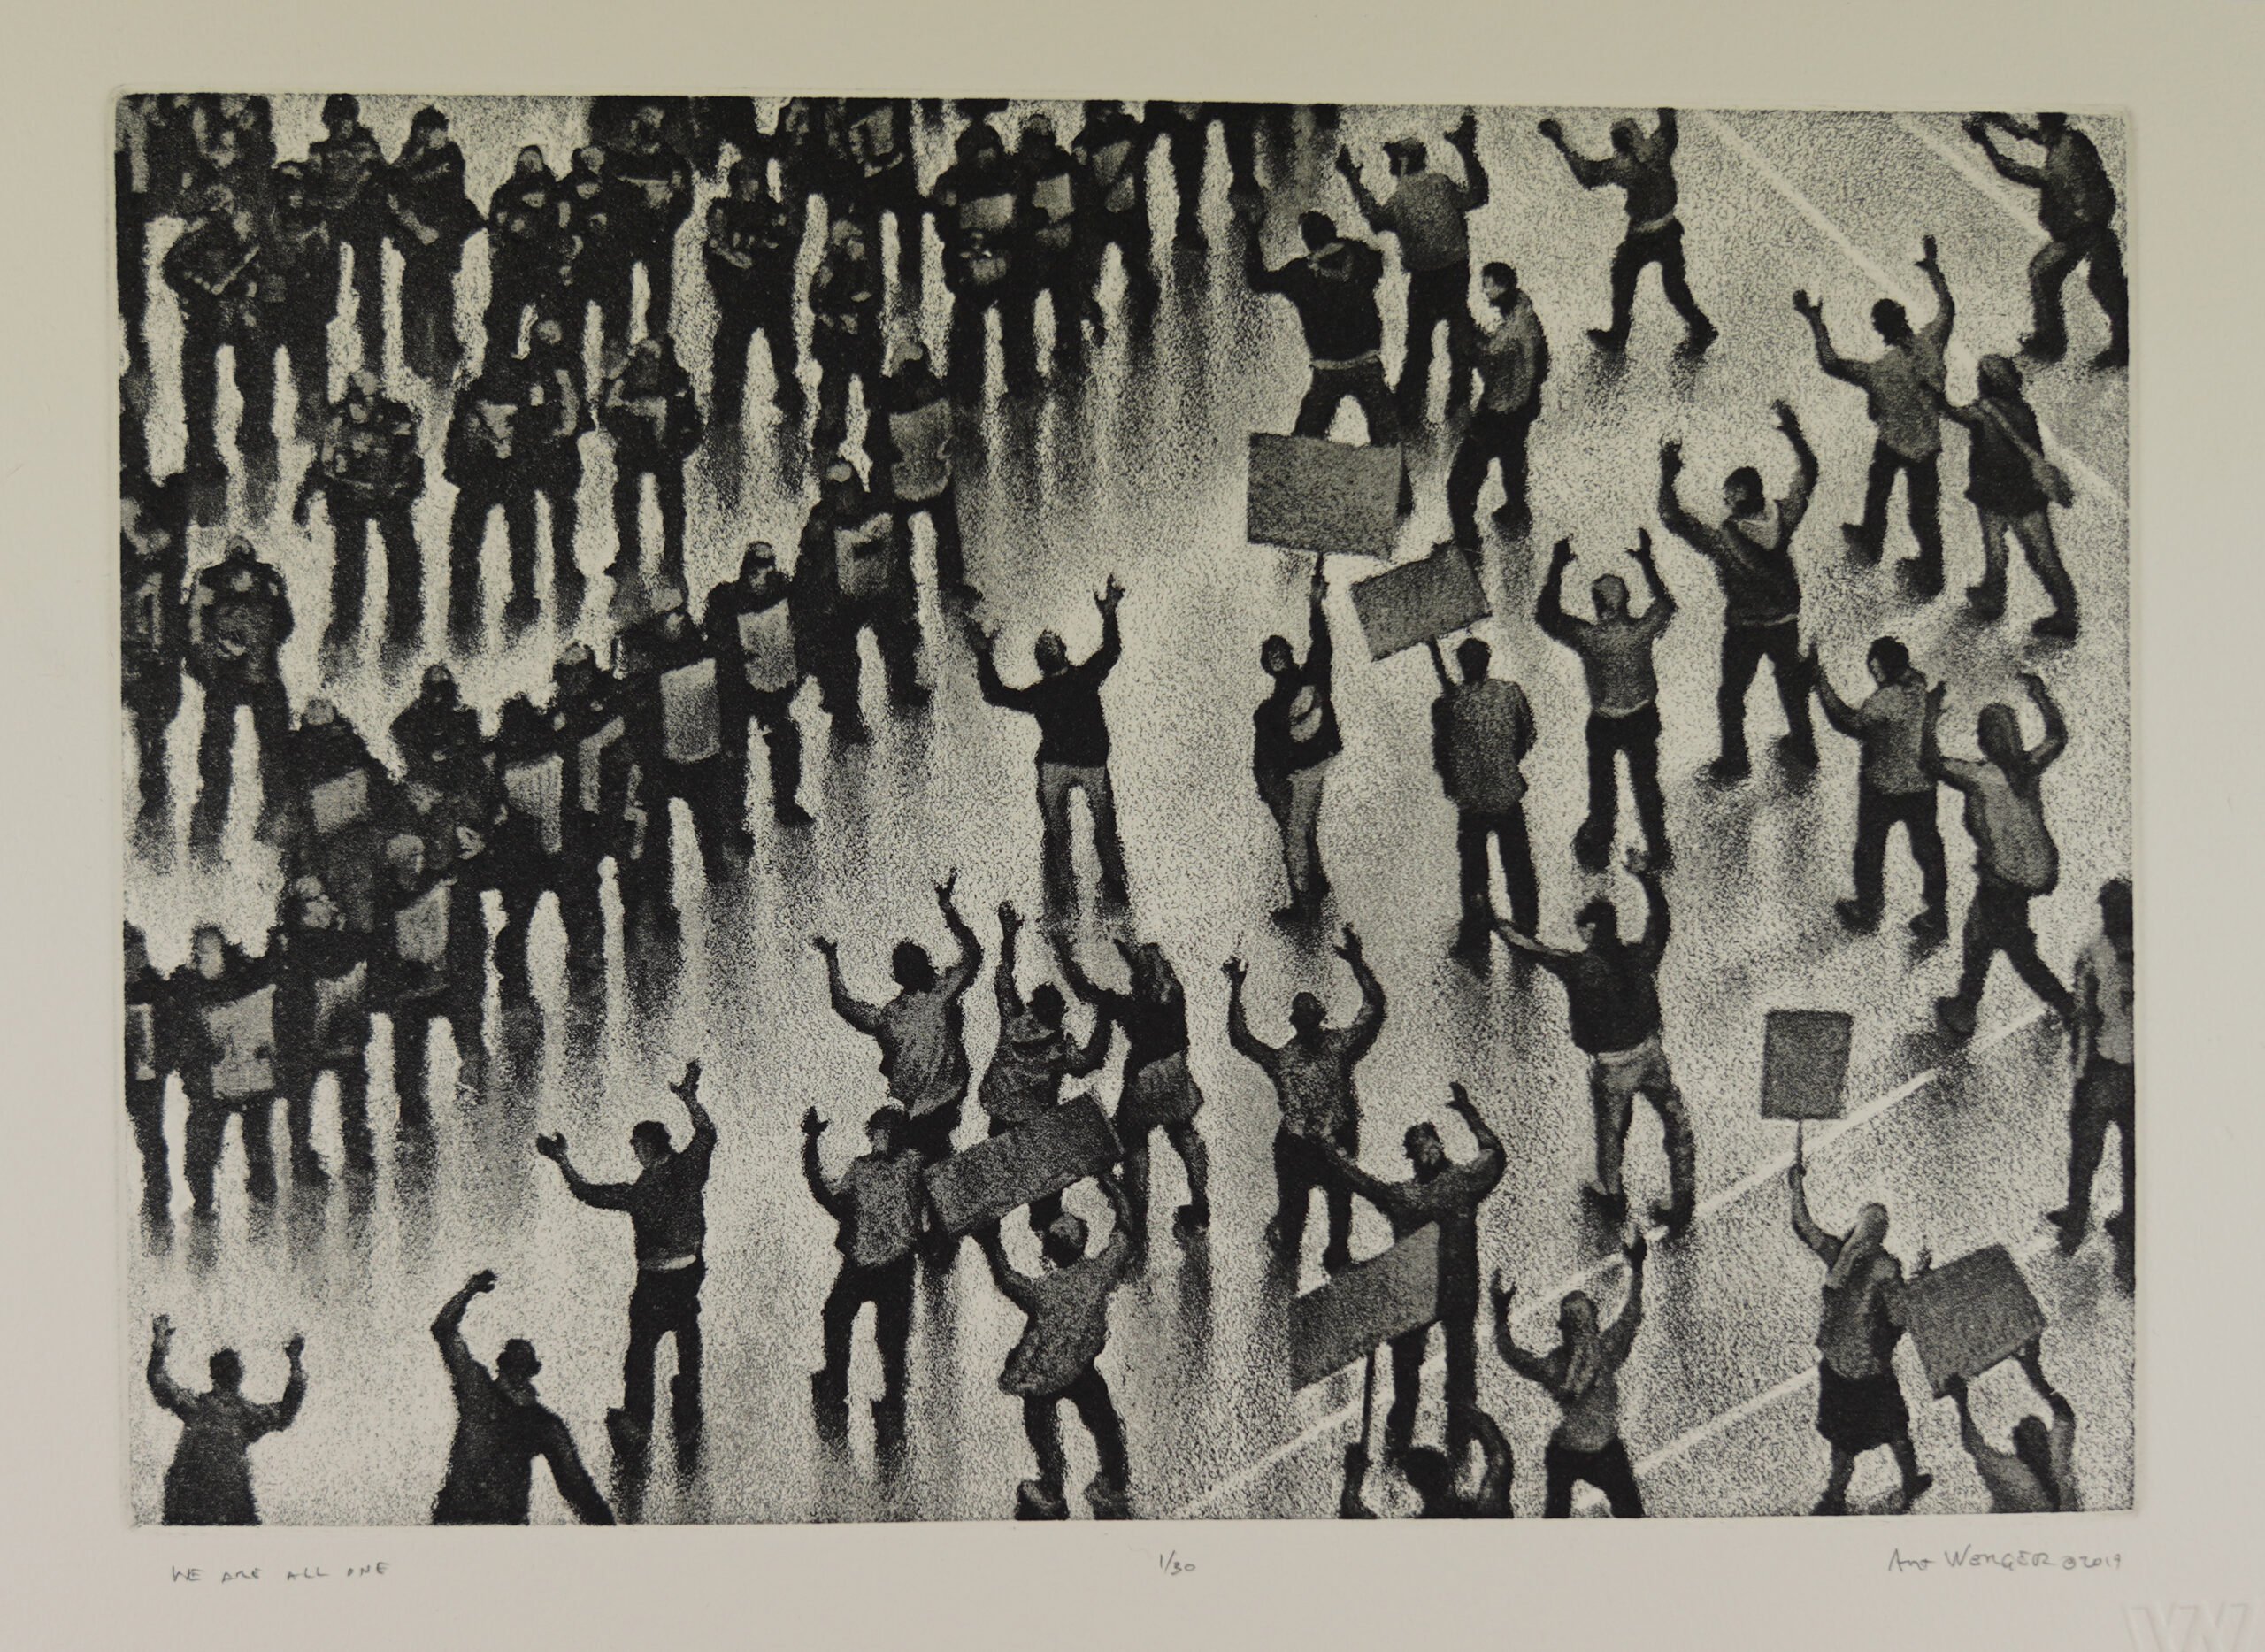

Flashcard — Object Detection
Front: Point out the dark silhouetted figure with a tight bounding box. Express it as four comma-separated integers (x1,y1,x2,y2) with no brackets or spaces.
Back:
1536,534,1675,873
803,1105,925,1449
1429,635,1539,954
1225,924,1386,1275
1810,634,1947,940
1965,113,2126,369
538,1059,716,1452
147,1315,305,1525
2048,877,2134,1255
429,1272,614,1525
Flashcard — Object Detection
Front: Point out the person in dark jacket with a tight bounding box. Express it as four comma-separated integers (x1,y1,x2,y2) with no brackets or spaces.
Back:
1016,113,1102,374
538,1059,716,1449
1656,401,1819,781
547,642,629,978
1498,851,1695,1233
1935,354,2080,637
704,541,812,828
1809,634,1947,939
1795,238,1955,595
703,158,807,424
837,96,924,299
385,107,479,380
162,182,273,479
1539,108,1716,356
1145,102,1215,251
1965,113,2126,368
121,477,188,816
167,923,283,1216
931,121,1040,402
866,340,971,598
974,1169,1140,1520
390,662,484,791
183,537,293,852
1430,634,1539,954
1314,1084,1506,1462
485,145,560,357
1225,926,1387,1275
265,159,337,442
429,1272,613,1525
795,457,930,738
616,575,743,900
125,924,174,1217
604,104,695,336
518,318,590,611
803,1105,926,1451
808,217,885,452
442,363,540,629
306,95,389,363
1240,208,1408,499
600,335,704,579
1922,672,2077,1040
485,693,568,1003
299,371,424,646
552,145,635,356
1253,563,1345,923
968,576,1130,911
1072,101,1161,304
147,1316,305,1525
1537,534,1676,873
272,874,377,1183
1338,111,1491,419
976,902,1114,1236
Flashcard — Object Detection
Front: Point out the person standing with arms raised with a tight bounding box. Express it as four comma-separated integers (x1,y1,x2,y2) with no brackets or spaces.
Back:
1656,401,1820,784
967,577,1132,913
1535,534,1676,874
1491,1228,1648,1517
536,1059,716,1455
1498,849,1695,1235
1538,109,1716,357
1225,925,1387,1276
1964,113,2126,369
1253,562,1345,925
146,1316,305,1525
1336,110,1492,421
1793,237,1956,597
1808,635,1948,941
1428,634,1538,957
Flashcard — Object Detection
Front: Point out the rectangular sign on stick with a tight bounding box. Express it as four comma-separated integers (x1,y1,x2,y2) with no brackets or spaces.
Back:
1896,1244,2049,1398
660,658,722,765
1760,1009,1856,1120
503,755,564,856
1350,547,1493,660
1247,434,1402,559
1287,1225,1442,1390
925,1094,1122,1238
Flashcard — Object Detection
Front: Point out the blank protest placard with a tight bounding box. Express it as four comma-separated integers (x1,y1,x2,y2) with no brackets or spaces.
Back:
1760,1009,1855,1120
503,755,564,855
1287,1224,1441,1390
1247,434,1402,559
1350,547,1493,660
1896,1244,2049,1397
925,1094,1122,1237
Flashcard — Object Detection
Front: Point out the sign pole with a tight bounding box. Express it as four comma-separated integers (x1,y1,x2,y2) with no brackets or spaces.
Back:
1357,1348,1377,1455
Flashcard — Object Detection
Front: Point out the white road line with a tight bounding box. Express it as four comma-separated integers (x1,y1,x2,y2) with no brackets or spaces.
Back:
1570,1229,2063,1510
1693,111,2125,518
1171,1007,2049,1518
1888,114,2051,244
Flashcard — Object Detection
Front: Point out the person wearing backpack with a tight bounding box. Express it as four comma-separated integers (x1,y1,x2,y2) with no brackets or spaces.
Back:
1935,355,2081,638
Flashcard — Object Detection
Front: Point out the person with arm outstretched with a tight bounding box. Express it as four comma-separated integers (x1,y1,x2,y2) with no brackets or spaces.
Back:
1492,1229,1648,1516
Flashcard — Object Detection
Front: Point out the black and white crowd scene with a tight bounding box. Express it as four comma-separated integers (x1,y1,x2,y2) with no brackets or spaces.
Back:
119,95,2131,1525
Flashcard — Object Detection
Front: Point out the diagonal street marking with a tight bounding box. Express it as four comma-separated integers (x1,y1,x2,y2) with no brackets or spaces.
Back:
1171,1007,2049,1518
1890,114,2052,244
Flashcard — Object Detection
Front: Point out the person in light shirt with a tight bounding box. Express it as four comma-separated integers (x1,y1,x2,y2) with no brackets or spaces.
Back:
1492,1228,1648,1517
